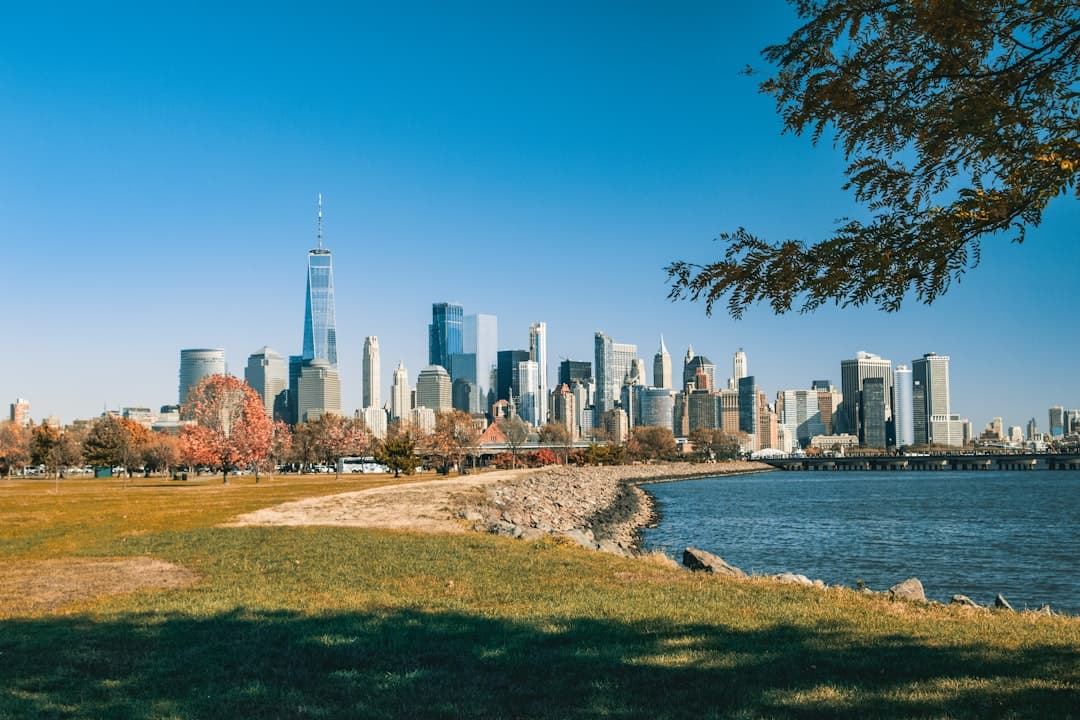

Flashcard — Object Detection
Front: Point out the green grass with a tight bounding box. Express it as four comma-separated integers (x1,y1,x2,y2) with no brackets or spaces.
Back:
1,475,1077,718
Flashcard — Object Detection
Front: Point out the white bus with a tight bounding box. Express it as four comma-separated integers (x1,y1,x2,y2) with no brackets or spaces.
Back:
336,456,389,474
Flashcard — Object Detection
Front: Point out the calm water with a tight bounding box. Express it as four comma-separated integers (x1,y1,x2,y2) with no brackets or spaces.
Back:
641,470,1080,614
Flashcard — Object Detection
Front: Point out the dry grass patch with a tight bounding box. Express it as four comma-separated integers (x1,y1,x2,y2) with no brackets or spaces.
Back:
0,556,197,616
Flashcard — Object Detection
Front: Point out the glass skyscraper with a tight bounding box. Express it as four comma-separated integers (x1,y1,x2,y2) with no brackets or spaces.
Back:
302,195,337,367
429,302,463,371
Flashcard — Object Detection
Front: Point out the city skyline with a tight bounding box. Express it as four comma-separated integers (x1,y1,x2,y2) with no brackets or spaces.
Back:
1,3,1076,428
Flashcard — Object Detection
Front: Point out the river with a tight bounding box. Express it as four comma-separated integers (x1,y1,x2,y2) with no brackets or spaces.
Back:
640,470,1080,614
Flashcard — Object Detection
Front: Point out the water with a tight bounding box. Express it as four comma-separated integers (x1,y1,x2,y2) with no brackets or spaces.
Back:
641,470,1080,614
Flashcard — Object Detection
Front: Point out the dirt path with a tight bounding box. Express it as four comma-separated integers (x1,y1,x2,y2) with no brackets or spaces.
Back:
226,469,533,533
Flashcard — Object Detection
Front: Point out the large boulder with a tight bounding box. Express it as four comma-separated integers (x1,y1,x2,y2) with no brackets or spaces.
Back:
888,578,926,602
682,547,746,577
995,594,1015,611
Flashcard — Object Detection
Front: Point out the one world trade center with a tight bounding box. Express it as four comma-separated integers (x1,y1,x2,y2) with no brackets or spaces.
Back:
302,193,337,367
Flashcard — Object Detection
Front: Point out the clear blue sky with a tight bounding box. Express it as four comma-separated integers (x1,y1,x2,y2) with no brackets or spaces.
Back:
2,1,1076,430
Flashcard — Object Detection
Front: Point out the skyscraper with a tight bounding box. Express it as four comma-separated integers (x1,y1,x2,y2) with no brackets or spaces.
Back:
638,388,675,430
179,348,225,406
839,351,894,444
497,349,530,403
653,336,672,389
738,375,759,451
429,302,463,372
244,347,288,420
9,398,30,427
733,349,747,385
683,350,717,392
464,313,497,413
529,322,548,425
518,360,540,425
861,377,888,447
416,365,452,413
1049,406,1065,436
297,359,341,423
893,365,914,447
391,362,410,420
558,360,592,386
594,332,637,417
287,355,304,425
302,194,338,367
912,352,950,445
777,389,825,448
363,336,380,410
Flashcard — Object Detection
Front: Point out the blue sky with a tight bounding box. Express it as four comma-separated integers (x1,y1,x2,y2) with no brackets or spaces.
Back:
2,2,1076,430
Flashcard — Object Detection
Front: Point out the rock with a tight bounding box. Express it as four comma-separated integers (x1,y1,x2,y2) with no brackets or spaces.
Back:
597,539,629,557
462,510,483,523
562,529,597,550
950,594,982,609
775,572,813,586
995,594,1014,611
888,578,926,602
812,579,826,589
1035,605,1053,616
518,527,547,541
682,547,746,577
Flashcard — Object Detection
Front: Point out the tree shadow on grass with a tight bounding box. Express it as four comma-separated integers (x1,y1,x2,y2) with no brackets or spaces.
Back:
1,609,1075,719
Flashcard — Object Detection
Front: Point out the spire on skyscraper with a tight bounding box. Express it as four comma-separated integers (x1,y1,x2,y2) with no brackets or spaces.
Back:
302,194,337,366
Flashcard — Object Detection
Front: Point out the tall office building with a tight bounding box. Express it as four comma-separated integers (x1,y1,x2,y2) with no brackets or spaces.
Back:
839,351,894,444
287,355,304,425
302,194,338,367
497,349,530,403
893,365,914,447
1049,406,1065,436
518,360,540,426
653,336,672,389
416,365,452,413
1065,409,1080,435
452,378,476,414
912,352,950,445
558,360,592,386
9,398,30,427
638,388,675,430
179,348,226,406
861,377,888,447
297,359,341,423
552,384,577,439
529,322,548,425
429,303,463,372
391,362,410,420
1027,417,1039,441
738,375,760,451
594,332,637,417
361,406,388,440
244,347,288,420
733,349,747,384
362,336,380,410
464,313,497,413
683,350,718,392
777,389,825,449
811,380,842,435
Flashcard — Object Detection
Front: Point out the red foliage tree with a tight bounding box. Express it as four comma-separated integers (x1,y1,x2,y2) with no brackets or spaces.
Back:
180,375,274,483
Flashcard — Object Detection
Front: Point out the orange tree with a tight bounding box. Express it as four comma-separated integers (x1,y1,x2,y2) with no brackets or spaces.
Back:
181,375,274,483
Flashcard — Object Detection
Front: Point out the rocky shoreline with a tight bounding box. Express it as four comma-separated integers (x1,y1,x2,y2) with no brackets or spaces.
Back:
455,461,770,555
456,461,1065,616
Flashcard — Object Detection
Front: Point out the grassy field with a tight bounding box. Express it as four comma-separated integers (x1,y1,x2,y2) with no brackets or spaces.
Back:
1,474,1077,719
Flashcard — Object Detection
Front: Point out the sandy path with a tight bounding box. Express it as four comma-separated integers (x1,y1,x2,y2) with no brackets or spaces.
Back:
226,469,533,533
